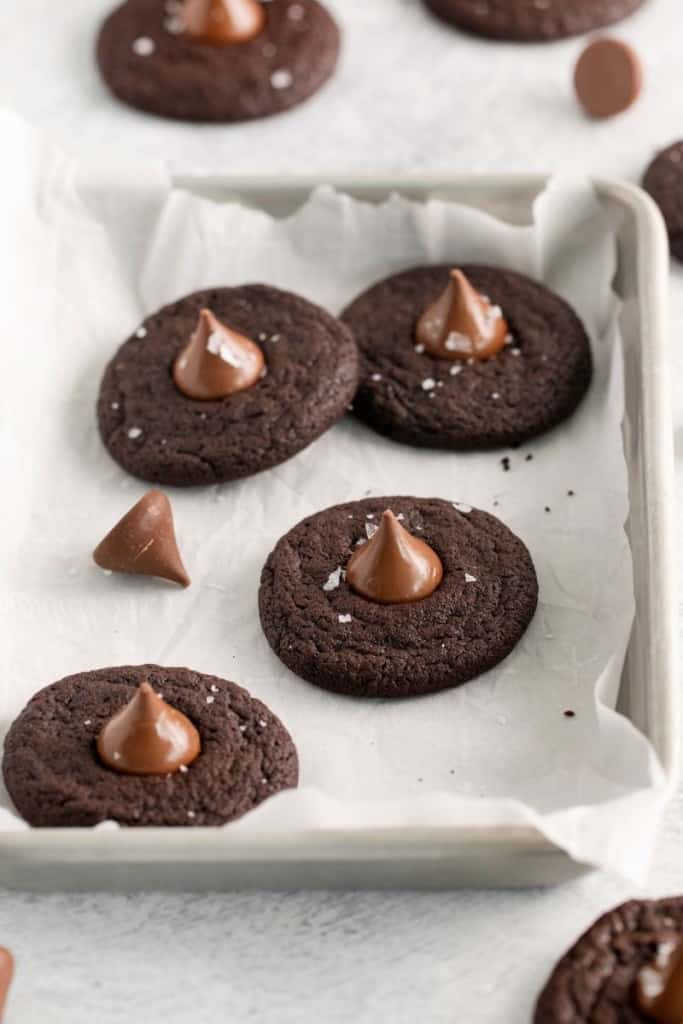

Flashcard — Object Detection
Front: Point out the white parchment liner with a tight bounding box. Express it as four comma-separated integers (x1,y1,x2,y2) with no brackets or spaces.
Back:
0,113,667,880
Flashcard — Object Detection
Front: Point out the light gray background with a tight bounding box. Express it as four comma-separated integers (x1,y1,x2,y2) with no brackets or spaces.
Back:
2,0,683,1020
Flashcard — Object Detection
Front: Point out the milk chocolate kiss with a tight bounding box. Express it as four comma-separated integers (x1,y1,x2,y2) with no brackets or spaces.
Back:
0,948,14,1022
182,0,266,45
415,269,509,361
93,490,190,587
173,308,265,400
97,682,201,776
346,510,443,604
635,937,683,1023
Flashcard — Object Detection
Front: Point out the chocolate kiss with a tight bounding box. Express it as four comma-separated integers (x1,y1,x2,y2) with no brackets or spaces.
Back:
0,948,14,1022
346,509,443,604
635,937,683,1024
93,490,190,588
97,682,201,776
173,308,265,400
415,268,509,361
181,0,266,45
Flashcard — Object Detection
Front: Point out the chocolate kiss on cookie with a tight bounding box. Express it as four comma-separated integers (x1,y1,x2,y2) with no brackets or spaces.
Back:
97,682,201,776
0,948,14,1022
416,268,508,360
93,490,190,587
173,308,265,400
635,937,683,1023
181,0,266,45
346,509,443,604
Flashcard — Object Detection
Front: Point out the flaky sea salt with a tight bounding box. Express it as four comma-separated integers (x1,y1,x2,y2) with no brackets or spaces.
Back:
338,614,352,623
132,37,155,56
323,566,344,592
421,377,436,391
465,573,477,583
271,69,293,90
127,427,142,439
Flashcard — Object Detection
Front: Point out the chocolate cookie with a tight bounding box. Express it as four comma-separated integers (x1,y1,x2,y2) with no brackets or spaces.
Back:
341,265,592,451
97,285,359,486
3,665,298,827
259,496,538,699
535,897,683,1022
96,0,340,122
422,0,645,41
643,142,683,262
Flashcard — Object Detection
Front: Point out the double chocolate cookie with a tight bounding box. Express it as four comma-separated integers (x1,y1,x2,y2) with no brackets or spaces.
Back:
97,284,358,486
422,0,646,42
97,0,340,122
535,897,683,1022
3,665,298,827
259,496,538,699
341,265,592,451
643,142,683,262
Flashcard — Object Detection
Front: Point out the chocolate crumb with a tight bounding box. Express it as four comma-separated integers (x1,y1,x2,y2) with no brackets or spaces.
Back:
501,457,511,472
564,710,576,718
568,490,575,496
544,506,551,513
525,454,533,462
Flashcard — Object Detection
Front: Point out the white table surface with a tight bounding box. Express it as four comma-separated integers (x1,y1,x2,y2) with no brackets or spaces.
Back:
1,0,683,1021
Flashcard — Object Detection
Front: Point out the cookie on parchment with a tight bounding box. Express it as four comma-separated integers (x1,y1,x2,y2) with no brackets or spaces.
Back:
258,496,538,699
97,284,358,487
3,665,299,827
422,0,646,42
96,0,340,122
341,264,592,451
535,897,683,1022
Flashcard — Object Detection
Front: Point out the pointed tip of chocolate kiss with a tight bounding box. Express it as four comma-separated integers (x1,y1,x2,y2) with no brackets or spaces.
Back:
97,679,201,776
346,507,443,604
173,305,265,401
93,489,191,588
416,267,509,361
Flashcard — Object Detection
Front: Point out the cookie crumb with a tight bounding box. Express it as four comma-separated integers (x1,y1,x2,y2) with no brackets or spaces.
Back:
525,453,533,462
501,457,511,472
564,710,576,718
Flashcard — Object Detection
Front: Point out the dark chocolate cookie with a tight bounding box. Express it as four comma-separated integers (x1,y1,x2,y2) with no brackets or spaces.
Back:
259,496,538,698
341,265,592,450
422,0,646,42
97,284,359,486
96,0,340,122
3,665,298,828
534,897,683,1022
643,141,683,262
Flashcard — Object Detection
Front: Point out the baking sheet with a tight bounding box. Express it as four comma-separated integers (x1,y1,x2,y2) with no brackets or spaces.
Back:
0,112,668,881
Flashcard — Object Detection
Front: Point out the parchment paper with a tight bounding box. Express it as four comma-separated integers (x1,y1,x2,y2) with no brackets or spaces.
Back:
0,112,668,880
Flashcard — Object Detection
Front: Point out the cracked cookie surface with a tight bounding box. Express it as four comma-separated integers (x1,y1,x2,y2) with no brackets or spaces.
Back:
258,496,538,699
534,897,683,1022
3,664,299,827
97,285,359,486
341,265,592,450
422,0,645,42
